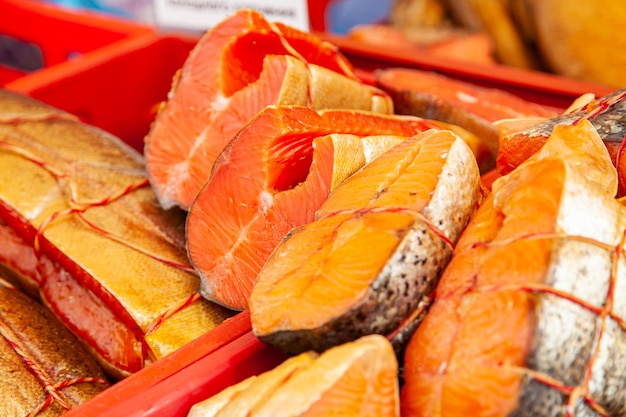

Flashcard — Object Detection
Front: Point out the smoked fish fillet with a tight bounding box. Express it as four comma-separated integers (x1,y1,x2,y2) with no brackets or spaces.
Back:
376,67,561,172
0,282,108,417
0,89,233,379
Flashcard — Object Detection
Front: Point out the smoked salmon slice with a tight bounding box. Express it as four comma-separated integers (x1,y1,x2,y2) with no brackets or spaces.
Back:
0,90,233,379
496,88,626,196
375,67,562,170
186,106,443,311
249,129,482,355
187,334,400,417
188,351,317,417
401,119,625,416
144,9,391,210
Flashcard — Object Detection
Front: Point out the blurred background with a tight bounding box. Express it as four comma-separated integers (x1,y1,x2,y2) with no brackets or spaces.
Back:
19,0,626,87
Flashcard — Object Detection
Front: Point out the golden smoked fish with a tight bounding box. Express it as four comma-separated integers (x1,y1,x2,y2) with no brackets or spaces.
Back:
0,89,233,379
0,280,108,417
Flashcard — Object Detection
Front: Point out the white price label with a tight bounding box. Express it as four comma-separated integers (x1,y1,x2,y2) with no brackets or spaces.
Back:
154,0,310,32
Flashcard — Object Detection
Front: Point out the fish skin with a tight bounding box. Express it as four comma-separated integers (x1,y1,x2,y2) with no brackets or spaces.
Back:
254,210,453,356
496,88,626,185
511,125,626,416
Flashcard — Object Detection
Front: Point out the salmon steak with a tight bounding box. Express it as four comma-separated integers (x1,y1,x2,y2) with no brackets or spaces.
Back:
249,128,483,355
401,119,626,416
0,90,233,379
185,106,456,311
187,334,400,417
144,8,391,211
0,281,108,417
496,88,626,196
376,67,562,170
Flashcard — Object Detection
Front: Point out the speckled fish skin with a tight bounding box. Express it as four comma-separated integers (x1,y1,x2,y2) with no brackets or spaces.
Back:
256,210,454,356
497,88,626,177
401,120,626,417
250,129,483,355
530,90,626,140
512,147,626,416
0,90,233,379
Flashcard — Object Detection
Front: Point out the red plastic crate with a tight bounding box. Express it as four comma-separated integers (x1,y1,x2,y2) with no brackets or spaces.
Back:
7,30,615,157
0,0,153,86
7,34,198,152
64,328,288,417
62,312,262,417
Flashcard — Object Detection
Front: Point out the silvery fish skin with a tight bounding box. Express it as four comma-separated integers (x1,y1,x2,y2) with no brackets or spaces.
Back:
511,148,626,416
499,88,626,180
401,120,626,417
515,88,626,144
261,210,455,356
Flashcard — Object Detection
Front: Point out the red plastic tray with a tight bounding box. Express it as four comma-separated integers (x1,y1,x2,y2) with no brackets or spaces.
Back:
64,328,288,417
2,0,333,153
7,30,615,156
62,312,263,417
7,34,197,152
0,0,152,87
